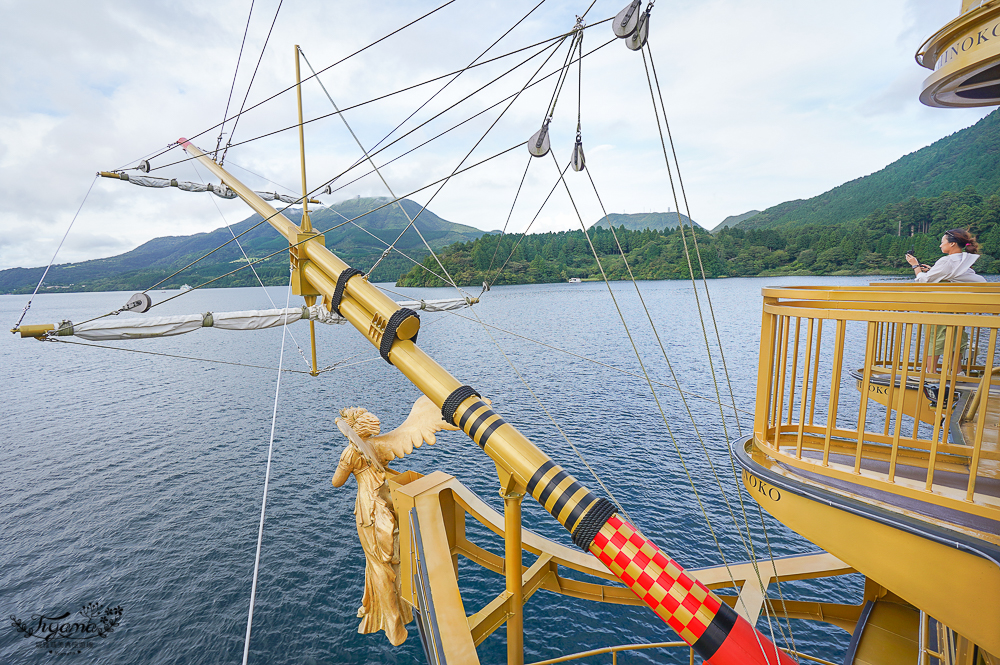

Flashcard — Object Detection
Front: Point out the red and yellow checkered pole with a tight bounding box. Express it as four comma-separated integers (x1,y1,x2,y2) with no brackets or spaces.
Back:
589,514,795,664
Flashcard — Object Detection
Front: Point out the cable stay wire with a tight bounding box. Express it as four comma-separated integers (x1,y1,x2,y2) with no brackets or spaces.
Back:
481,155,533,289
221,0,284,166
546,148,780,660
132,0,464,171
108,35,606,308
191,161,312,371
43,336,370,375
648,42,799,655
12,175,97,332
241,275,293,665
142,20,613,178
638,45,796,659
216,0,256,159
318,24,585,298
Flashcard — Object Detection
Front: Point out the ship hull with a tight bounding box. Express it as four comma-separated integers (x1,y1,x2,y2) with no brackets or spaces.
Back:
734,437,1000,655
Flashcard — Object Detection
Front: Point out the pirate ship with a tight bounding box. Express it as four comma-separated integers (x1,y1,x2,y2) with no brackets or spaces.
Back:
11,1,1000,663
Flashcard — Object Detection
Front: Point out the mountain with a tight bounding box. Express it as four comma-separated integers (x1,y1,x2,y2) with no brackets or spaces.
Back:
712,210,760,232
0,197,485,294
591,211,701,231
736,109,1000,230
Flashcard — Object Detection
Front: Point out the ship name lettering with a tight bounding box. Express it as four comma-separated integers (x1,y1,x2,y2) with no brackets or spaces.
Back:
743,470,781,502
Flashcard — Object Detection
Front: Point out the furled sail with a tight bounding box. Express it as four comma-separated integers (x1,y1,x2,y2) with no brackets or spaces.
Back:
50,298,475,341
98,172,319,204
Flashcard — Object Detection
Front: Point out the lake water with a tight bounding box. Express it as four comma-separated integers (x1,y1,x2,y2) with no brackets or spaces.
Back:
0,275,910,664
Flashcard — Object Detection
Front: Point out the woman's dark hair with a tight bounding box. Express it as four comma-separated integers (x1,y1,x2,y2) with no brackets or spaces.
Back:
945,228,980,254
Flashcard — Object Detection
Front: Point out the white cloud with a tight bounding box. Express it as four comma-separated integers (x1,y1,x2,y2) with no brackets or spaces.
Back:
0,0,992,270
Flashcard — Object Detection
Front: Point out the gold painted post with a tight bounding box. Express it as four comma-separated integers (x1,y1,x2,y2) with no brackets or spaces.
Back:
294,44,320,376
853,321,878,473
504,490,524,665
966,328,997,501
795,318,815,458
822,319,847,466
809,320,823,426
754,298,778,446
888,323,914,482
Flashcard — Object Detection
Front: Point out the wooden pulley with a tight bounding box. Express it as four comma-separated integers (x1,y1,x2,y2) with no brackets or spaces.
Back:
528,122,551,157
613,0,642,38
571,138,585,172
626,11,649,51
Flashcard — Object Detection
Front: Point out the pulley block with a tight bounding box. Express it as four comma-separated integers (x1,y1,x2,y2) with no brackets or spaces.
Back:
528,122,551,157
626,11,649,51
571,138,586,172
613,0,642,38
122,292,152,313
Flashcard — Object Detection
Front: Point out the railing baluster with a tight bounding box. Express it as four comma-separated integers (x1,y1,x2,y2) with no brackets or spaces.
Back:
823,319,847,467
796,318,815,459
888,323,914,483
770,316,785,443
854,322,878,473
787,317,801,425
809,319,823,427
966,328,997,502
927,326,956,491
775,316,791,441
881,322,900,438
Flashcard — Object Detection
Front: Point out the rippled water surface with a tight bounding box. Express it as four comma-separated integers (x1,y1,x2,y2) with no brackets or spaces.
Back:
2,276,893,664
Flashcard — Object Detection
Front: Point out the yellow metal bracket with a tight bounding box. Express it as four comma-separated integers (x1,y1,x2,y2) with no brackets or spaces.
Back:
290,232,324,297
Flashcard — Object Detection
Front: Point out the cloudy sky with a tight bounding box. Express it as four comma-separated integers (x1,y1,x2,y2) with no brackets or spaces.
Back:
0,0,992,271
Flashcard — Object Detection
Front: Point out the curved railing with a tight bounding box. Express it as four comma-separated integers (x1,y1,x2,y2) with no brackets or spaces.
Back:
753,284,1000,532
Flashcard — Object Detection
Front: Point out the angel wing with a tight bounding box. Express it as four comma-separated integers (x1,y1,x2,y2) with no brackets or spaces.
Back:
370,395,463,463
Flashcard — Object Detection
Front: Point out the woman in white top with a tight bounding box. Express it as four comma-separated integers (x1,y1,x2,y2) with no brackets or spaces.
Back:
904,228,986,375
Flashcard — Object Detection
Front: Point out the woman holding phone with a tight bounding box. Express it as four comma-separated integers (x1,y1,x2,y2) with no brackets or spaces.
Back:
904,228,986,376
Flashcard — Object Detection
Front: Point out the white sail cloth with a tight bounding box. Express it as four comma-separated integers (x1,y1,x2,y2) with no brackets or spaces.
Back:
55,298,475,341
120,173,303,203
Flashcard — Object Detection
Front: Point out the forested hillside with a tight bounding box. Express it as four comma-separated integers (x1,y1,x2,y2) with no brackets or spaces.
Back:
738,109,1000,230
397,185,1000,287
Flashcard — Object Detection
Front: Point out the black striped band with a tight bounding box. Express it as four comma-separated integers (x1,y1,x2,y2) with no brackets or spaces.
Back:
564,491,597,533
691,601,738,659
474,416,506,449
332,268,363,316
441,385,480,426
537,470,569,506
457,400,488,431
526,460,556,497
379,308,419,364
571,497,616,551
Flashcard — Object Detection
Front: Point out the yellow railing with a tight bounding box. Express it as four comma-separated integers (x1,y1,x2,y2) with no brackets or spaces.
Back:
526,642,838,665
753,284,1000,523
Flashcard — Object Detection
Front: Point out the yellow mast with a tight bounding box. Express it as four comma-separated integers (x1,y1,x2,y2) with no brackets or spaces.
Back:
294,44,320,377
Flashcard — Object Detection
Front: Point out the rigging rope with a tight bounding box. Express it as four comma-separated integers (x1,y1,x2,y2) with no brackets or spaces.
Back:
11,175,97,333
242,276,293,665
191,161,312,371
638,45,796,658
139,0,463,168
216,0,255,159
651,41,799,655
547,148,778,657
43,336,367,374
221,0,284,166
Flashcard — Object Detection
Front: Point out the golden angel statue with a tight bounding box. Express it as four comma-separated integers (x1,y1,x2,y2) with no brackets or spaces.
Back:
331,395,459,646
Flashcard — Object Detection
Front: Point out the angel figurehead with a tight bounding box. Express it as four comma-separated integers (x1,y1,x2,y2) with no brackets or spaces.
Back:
329,396,460,646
